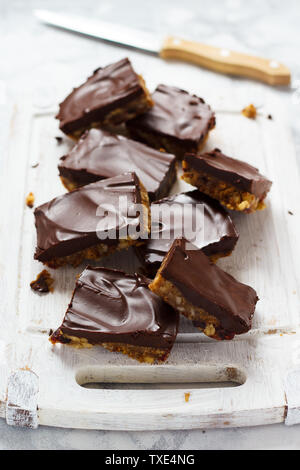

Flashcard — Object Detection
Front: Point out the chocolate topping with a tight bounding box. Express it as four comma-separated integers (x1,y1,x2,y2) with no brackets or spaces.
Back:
59,128,176,201
56,58,148,135
127,84,215,145
184,149,272,199
51,267,179,349
34,172,145,262
160,239,258,335
137,190,238,276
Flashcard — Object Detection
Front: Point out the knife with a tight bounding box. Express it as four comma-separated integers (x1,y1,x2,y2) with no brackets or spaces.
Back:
34,9,291,86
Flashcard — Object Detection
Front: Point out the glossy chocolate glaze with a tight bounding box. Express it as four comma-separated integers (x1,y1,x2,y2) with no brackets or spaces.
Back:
34,172,144,262
184,148,272,199
51,267,179,349
56,58,149,135
160,239,258,336
136,191,238,276
59,128,176,201
127,84,215,146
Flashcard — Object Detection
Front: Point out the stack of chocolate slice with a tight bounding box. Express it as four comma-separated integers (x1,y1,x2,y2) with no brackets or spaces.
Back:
32,57,272,363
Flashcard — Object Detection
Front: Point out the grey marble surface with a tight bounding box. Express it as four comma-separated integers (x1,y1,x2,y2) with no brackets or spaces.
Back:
1,0,300,450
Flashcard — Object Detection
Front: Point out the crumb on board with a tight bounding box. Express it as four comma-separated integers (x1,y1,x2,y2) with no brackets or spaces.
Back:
267,114,273,120
26,192,35,208
242,104,257,119
31,162,39,168
55,136,63,144
184,392,191,403
30,270,54,293
288,210,294,215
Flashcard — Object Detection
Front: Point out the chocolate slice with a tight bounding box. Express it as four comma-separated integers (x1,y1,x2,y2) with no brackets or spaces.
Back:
58,128,176,201
182,148,272,213
34,172,150,268
127,84,215,159
136,190,238,277
56,58,153,138
149,239,258,340
50,267,179,363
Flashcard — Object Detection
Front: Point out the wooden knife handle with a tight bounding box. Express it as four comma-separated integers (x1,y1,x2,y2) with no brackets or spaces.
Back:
160,36,291,86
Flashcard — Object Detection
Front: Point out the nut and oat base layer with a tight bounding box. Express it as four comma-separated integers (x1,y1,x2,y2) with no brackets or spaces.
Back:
182,162,266,213
60,176,78,192
149,273,221,339
50,332,171,363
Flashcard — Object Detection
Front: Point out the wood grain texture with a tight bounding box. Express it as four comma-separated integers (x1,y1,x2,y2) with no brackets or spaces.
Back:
0,85,300,429
285,368,300,426
160,37,291,86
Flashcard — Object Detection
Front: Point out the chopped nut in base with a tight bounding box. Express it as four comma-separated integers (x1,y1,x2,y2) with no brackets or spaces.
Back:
149,274,221,339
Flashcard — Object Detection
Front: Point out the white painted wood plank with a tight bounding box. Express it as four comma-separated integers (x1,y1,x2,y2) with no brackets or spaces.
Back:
0,100,33,341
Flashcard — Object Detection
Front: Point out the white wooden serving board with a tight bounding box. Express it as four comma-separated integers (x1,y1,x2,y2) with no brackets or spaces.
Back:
1,59,300,430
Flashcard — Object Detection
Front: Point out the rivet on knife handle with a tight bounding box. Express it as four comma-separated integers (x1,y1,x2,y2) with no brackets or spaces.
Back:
160,37,291,86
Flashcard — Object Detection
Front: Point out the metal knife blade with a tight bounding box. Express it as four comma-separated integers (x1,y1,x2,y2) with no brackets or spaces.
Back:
34,9,162,55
